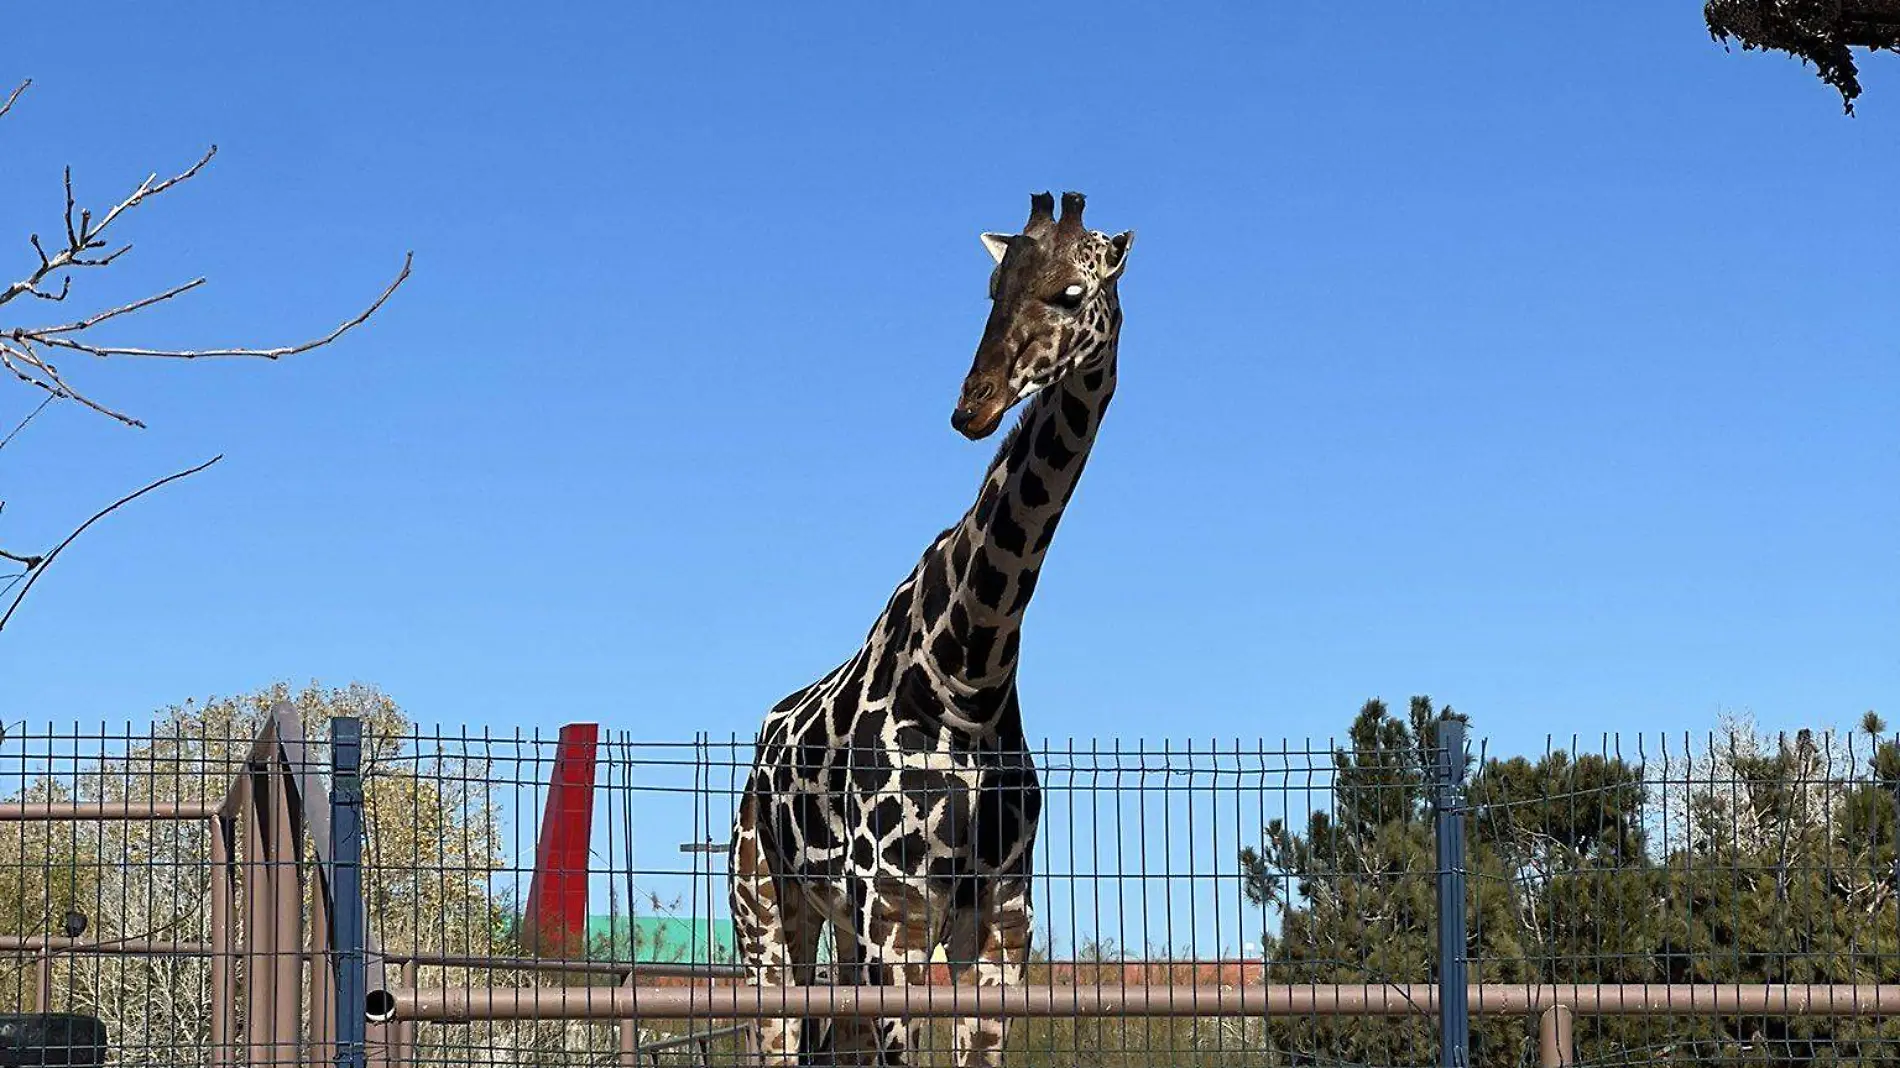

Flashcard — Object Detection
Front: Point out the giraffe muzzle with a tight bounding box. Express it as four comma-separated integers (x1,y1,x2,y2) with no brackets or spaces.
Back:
951,399,1006,440
952,374,1010,439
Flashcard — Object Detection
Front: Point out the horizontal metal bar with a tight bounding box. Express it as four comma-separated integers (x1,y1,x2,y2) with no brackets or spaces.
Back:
388,983,1426,1021
386,983,1900,1022
379,954,745,979
0,934,743,979
0,935,214,956
0,800,219,821
1472,984,1900,1015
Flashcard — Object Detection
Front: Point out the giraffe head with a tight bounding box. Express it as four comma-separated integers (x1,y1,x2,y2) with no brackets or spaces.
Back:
951,191,1133,440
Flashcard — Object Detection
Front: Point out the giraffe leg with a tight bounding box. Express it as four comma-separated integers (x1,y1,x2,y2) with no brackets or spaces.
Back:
818,914,886,1064
855,876,952,1066
949,879,1032,1067
938,904,986,1062
731,793,823,1066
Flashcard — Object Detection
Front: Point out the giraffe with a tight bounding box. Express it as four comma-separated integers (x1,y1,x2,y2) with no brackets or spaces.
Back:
730,191,1132,1066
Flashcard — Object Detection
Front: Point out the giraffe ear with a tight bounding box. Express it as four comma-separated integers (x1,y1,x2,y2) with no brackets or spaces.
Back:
1103,230,1135,280
980,233,1014,264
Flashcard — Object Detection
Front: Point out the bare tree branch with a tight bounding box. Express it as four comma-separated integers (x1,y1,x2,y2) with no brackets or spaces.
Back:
0,455,223,633
1,146,217,310
0,341,68,398
0,339,145,426
0,79,26,123
32,279,207,335
0,89,412,426
0,547,41,568
85,147,218,249
0,81,408,637
30,252,412,361
25,276,70,303
0,396,55,452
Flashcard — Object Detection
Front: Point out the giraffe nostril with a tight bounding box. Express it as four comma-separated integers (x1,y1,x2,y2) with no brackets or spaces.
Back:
967,382,997,404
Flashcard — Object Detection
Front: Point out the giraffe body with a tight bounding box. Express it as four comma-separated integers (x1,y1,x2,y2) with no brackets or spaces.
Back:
732,193,1130,1066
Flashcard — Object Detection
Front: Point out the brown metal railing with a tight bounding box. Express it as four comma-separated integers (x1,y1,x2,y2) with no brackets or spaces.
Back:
5,931,747,1068
384,980,1900,1066
0,703,370,1067
23,924,1896,1068
0,801,219,820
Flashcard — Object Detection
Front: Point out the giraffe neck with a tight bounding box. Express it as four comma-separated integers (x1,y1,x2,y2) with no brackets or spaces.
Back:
912,343,1118,715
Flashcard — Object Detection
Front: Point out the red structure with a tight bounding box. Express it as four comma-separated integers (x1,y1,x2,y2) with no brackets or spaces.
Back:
520,723,599,956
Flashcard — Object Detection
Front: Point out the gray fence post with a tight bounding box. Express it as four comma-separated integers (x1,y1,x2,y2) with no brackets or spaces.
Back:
331,717,367,1068
1433,716,1470,1068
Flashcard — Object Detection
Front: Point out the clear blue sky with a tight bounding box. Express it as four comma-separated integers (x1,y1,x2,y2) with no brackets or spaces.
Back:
2,4,1894,764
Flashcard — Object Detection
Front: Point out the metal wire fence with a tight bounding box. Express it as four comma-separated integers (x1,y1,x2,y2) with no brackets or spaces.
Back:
2,701,1898,1066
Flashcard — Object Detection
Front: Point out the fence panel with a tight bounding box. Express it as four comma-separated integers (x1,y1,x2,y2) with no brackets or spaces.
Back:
4,711,1900,1065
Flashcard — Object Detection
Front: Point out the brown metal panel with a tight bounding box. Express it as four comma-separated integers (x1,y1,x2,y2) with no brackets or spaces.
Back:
308,884,335,1067
240,771,272,1066
268,755,304,1064
208,815,234,1068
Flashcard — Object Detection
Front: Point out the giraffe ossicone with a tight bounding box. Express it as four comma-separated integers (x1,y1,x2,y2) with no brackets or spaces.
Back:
731,191,1132,1066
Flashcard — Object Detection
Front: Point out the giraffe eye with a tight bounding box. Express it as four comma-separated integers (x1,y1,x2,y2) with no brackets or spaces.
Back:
1052,284,1086,308
988,268,1002,300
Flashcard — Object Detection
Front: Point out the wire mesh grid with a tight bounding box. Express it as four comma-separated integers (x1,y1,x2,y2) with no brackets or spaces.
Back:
0,704,339,1067
1,703,1898,1066
369,730,1341,1067
1460,726,1900,1067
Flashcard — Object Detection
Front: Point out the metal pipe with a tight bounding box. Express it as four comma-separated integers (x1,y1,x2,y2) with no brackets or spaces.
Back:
384,983,1900,1022
0,800,219,821
1539,1004,1574,1067
0,934,742,979
619,973,638,1067
0,938,1245,976
0,934,218,956
32,950,50,1013
393,960,418,1067
373,953,744,978
1471,984,1900,1014
389,983,1439,1021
